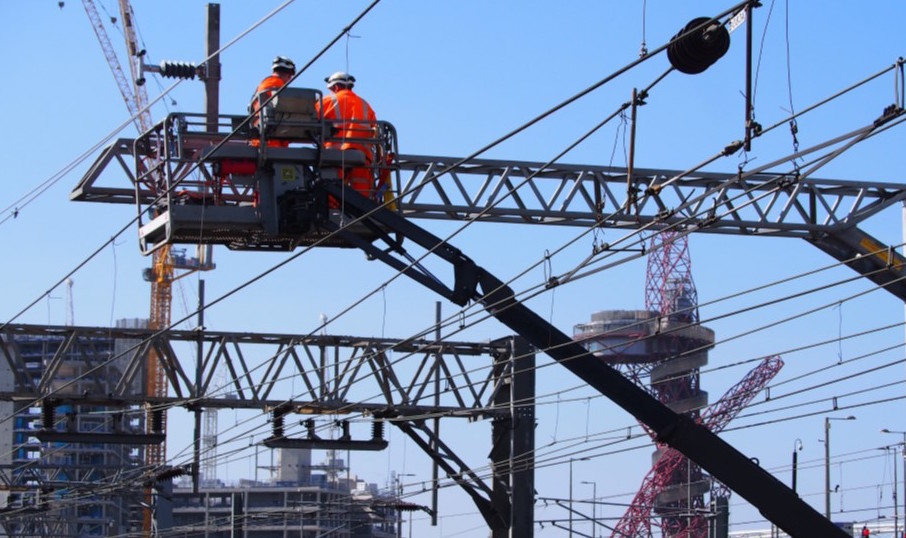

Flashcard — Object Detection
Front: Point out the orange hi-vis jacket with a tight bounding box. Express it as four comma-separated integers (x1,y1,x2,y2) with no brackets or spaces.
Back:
249,75,288,148
316,88,377,162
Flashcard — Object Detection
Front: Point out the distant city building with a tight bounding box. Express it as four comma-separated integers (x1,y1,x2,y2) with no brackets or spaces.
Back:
168,453,400,538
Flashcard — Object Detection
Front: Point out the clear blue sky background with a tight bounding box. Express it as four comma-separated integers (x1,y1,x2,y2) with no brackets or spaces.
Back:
2,1,906,536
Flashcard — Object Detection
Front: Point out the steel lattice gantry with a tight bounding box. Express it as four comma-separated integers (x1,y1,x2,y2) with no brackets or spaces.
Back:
0,323,535,536
0,323,509,413
73,146,906,302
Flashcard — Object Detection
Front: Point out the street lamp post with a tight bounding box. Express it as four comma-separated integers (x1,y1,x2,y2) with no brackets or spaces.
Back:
569,458,590,537
792,438,803,495
569,459,573,537
395,473,415,538
882,428,906,538
824,415,856,519
581,481,597,538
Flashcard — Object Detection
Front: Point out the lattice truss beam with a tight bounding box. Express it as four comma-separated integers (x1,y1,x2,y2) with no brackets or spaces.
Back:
391,154,906,236
0,326,528,535
74,146,906,238
72,143,906,302
0,324,507,415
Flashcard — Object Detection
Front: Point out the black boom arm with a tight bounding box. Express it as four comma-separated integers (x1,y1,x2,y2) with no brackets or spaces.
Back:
321,180,847,538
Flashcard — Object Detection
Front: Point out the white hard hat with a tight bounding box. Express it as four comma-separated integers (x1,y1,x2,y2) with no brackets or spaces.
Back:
325,71,355,88
272,56,296,73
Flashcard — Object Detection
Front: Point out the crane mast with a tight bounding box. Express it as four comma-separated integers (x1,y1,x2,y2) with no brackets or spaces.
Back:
116,0,153,132
81,2,171,535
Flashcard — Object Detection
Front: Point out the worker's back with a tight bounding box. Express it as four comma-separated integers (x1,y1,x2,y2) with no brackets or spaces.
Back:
318,88,377,161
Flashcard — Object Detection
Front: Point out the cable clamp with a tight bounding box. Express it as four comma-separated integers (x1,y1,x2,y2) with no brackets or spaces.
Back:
874,104,903,127
634,90,649,106
777,172,799,189
722,140,744,156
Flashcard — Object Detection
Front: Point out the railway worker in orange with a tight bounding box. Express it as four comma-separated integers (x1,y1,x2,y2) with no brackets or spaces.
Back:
316,71,378,199
249,56,296,147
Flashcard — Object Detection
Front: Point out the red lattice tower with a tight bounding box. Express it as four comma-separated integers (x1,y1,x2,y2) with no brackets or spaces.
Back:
645,229,698,323
594,229,704,537
611,355,784,538
624,229,702,406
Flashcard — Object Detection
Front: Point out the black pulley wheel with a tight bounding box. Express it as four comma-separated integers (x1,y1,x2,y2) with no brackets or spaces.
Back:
667,16,731,75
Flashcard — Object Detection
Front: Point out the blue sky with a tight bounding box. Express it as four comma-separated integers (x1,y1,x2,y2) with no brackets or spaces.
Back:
2,1,906,536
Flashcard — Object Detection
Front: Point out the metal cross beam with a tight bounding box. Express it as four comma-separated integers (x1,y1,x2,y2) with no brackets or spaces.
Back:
73,144,906,237
0,323,507,417
72,144,906,301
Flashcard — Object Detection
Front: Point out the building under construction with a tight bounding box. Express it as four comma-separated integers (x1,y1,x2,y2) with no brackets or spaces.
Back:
0,326,406,538
0,319,149,537
167,455,403,538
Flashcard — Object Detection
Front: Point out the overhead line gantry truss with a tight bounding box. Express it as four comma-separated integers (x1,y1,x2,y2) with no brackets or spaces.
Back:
0,324,534,533
0,323,509,416
73,145,906,300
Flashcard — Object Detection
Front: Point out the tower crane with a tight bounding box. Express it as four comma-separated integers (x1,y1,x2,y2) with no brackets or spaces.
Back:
80,1,213,533
81,0,149,133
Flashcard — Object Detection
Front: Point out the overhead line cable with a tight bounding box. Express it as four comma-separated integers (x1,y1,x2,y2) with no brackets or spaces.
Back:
727,393,906,433
140,8,763,391
12,316,888,516
5,225,896,494
0,0,386,419
2,0,302,227
631,264,906,386
10,5,900,506
0,2,315,326
314,54,892,410
0,113,140,226
8,2,876,428
759,58,904,140
1,41,686,454
5,4,896,472
7,195,888,488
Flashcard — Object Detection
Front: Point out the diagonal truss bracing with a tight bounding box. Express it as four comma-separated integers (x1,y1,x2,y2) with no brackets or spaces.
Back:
0,323,507,417
73,145,906,238
392,154,906,236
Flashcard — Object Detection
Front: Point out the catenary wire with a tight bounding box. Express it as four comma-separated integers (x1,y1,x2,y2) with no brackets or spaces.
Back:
3,5,900,524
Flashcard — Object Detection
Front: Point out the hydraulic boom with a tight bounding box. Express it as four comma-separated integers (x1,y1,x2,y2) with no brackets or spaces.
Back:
317,178,849,538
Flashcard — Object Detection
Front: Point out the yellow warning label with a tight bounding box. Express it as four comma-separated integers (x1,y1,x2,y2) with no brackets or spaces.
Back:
860,236,906,270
